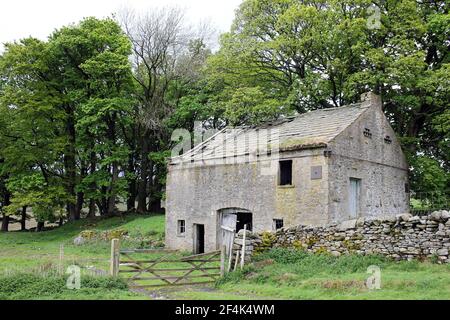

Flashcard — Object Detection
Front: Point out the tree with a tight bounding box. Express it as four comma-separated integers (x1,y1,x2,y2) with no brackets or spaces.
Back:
206,0,449,193
120,8,215,213
0,17,134,226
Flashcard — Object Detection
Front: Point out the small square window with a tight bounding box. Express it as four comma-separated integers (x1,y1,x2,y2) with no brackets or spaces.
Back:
273,219,284,230
279,160,293,186
177,220,185,235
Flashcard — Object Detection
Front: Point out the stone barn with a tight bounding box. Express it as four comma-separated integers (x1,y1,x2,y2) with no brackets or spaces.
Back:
165,92,409,253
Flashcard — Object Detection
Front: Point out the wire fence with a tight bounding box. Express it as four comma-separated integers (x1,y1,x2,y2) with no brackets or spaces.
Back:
409,190,450,216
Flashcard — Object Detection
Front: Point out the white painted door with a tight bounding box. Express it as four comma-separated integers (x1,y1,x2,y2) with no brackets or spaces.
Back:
220,213,237,256
349,178,361,219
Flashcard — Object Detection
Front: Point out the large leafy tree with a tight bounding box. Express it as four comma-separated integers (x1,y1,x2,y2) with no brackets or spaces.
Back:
0,17,133,228
206,0,449,193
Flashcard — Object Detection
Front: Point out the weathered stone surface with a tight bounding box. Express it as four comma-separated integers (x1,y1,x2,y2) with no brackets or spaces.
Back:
397,213,412,222
165,93,409,252
431,211,443,221
234,211,450,264
337,219,357,231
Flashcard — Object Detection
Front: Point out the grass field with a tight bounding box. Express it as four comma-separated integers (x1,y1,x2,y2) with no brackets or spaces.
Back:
1,215,450,300
203,249,450,300
0,214,166,299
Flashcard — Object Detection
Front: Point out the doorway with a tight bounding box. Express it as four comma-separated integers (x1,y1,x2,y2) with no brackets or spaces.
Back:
236,212,252,231
349,178,361,219
193,224,205,254
218,208,253,252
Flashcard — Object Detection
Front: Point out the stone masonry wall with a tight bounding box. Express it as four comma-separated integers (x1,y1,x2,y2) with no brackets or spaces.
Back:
234,210,450,264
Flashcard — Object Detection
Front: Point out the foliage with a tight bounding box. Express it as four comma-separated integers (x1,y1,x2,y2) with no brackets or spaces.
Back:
0,2,448,230
206,0,449,193
0,17,134,224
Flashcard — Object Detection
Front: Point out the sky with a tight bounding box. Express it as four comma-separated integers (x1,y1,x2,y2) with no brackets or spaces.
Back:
0,0,242,51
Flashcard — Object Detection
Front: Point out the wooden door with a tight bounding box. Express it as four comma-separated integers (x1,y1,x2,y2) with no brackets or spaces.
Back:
349,178,361,219
220,213,237,256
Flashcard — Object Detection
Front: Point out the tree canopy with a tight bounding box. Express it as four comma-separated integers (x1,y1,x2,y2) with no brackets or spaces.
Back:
0,1,448,231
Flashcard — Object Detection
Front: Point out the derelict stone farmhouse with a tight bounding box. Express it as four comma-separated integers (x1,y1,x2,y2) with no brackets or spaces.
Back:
165,92,409,253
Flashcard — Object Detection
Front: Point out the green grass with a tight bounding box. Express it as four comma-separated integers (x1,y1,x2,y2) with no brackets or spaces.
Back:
0,272,143,300
0,213,218,299
200,248,450,300
0,214,167,299
2,217,450,300
0,214,165,272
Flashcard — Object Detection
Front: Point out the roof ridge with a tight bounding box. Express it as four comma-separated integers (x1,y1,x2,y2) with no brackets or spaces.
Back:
170,101,370,164
228,102,365,130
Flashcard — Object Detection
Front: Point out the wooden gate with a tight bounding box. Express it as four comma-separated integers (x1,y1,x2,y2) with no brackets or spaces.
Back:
116,248,223,288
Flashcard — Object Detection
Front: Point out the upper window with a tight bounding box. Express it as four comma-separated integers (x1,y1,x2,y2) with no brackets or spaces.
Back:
279,160,293,186
177,220,185,235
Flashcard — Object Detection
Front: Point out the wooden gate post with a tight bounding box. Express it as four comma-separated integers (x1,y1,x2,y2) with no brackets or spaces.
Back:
220,245,226,276
110,238,120,277
240,224,247,270
59,244,64,275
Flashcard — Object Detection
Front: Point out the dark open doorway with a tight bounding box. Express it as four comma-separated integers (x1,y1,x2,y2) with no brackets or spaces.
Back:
236,212,252,232
194,224,205,254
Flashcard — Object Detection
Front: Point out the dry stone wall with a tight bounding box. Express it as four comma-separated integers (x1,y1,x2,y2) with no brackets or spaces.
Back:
234,210,450,264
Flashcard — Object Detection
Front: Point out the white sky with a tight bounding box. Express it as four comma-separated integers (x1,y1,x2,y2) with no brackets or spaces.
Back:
0,0,242,52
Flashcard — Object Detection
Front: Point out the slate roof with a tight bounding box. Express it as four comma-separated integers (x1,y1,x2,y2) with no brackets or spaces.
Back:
170,102,369,164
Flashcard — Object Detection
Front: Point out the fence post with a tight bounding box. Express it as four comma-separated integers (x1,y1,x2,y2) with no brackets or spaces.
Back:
59,244,64,275
220,245,226,276
233,251,239,271
240,224,247,270
110,238,120,277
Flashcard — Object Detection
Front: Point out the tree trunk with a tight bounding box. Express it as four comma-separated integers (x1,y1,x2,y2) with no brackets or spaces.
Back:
1,191,11,232
88,199,96,218
148,198,163,213
107,161,119,215
137,137,150,213
147,161,162,213
87,150,97,218
127,153,137,211
75,163,87,218
36,221,44,232
59,217,64,227
20,206,27,231
64,106,78,221
76,191,84,218
98,189,108,216
1,214,9,232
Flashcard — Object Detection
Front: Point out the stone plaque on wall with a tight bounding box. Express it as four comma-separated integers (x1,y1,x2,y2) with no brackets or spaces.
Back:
311,166,322,180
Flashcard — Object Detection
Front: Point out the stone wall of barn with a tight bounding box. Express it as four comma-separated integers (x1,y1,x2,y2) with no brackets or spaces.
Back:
233,211,450,264
165,148,330,252
327,95,409,223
